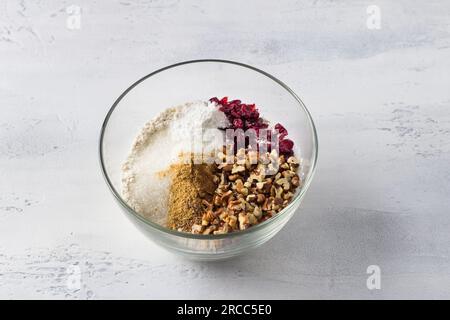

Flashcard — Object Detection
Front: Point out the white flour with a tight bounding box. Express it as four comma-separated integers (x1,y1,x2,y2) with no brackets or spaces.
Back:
121,101,229,225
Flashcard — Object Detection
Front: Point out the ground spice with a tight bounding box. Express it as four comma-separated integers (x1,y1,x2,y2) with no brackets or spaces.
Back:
165,157,217,231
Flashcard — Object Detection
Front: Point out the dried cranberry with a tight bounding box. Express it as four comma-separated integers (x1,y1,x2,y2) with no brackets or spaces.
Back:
209,97,220,104
219,97,228,105
242,105,255,119
233,118,244,128
229,105,241,118
250,110,259,120
219,105,233,114
257,119,269,128
210,96,296,156
279,139,294,154
275,123,288,138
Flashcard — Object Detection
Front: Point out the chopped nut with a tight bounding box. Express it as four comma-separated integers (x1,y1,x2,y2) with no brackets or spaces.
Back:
238,213,249,230
262,198,270,211
266,162,278,175
203,227,213,235
263,179,272,192
235,179,243,190
222,223,230,233
213,195,222,206
291,175,301,187
214,223,229,234
226,215,237,228
274,197,284,206
248,213,258,225
256,182,265,190
275,178,290,190
253,206,262,219
236,158,246,166
229,199,245,211
220,173,226,185
232,165,245,174
221,190,233,202
283,191,293,200
217,151,226,161
247,150,258,164
249,173,264,182
192,224,203,234
256,193,265,204
228,174,240,181
219,163,233,171
270,185,277,197
202,199,213,210
287,156,299,166
270,149,279,158
275,187,284,198
185,147,301,235
219,210,228,220
282,170,295,179
245,202,254,212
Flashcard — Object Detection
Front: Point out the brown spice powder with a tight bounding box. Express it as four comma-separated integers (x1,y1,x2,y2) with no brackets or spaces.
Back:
165,158,217,232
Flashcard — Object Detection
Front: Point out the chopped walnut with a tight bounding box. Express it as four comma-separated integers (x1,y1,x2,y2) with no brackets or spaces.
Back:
190,148,301,234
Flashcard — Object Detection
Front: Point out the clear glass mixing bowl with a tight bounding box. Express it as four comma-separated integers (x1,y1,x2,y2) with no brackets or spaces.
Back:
99,60,318,260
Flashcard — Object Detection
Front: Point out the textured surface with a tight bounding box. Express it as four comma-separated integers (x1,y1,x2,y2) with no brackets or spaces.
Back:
1,0,450,299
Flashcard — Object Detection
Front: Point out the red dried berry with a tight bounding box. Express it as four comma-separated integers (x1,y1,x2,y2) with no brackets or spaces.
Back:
219,97,228,105
219,105,233,114
250,110,259,120
233,118,244,128
257,119,269,128
247,103,256,111
274,123,288,138
244,120,254,128
209,97,220,104
243,105,255,119
210,96,295,156
279,139,294,154
230,105,242,118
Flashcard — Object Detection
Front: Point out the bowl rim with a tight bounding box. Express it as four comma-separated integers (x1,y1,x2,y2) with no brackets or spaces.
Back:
99,59,318,240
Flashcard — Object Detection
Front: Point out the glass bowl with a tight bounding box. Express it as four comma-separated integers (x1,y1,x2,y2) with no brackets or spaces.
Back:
99,60,318,261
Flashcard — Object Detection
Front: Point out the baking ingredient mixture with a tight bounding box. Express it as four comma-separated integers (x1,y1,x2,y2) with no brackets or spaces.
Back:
122,97,302,234
121,101,228,225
